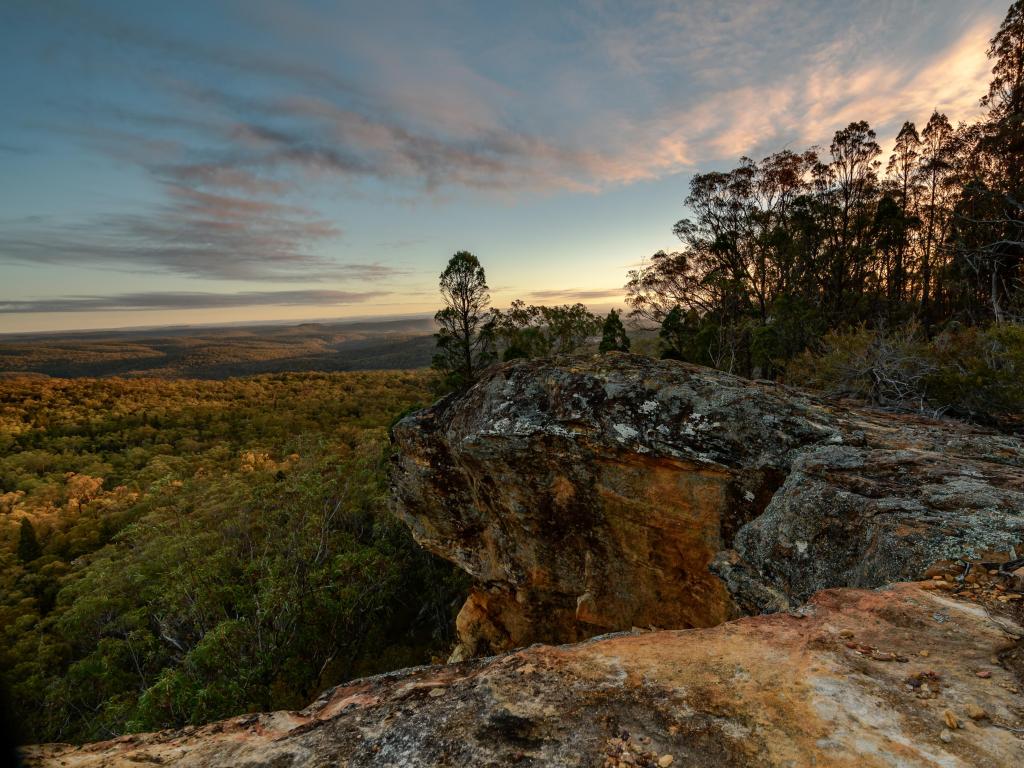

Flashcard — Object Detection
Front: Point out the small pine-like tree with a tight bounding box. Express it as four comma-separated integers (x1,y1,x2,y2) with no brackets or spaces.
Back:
17,518,42,564
598,309,631,353
433,251,495,390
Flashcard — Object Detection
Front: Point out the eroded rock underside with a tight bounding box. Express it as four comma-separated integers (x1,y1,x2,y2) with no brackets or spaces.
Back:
390,354,1024,656
26,584,1024,767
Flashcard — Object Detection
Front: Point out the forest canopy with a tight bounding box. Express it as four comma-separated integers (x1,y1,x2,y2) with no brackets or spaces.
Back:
0,372,467,744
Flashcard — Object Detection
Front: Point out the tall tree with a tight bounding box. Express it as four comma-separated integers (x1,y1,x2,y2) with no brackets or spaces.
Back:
882,122,922,306
625,250,708,324
826,121,882,314
917,111,955,319
887,122,922,212
983,0,1024,193
433,251,494,389
963,0,1024,321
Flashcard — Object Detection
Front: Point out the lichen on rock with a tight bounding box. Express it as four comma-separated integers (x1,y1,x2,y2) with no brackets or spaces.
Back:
390,354,1024,654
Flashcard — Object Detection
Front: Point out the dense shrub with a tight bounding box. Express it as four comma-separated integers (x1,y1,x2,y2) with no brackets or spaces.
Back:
786,323,1024,427
926,324,1024,424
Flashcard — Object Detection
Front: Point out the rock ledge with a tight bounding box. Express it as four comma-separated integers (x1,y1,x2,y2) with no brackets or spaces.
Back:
26,584,1024,767
391,354,1024,655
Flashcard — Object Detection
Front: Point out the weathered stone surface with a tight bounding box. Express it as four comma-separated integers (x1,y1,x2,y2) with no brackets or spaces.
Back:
390,354,1024,654
27,356,1024,765
732,444,1024,606
25,584,1024,767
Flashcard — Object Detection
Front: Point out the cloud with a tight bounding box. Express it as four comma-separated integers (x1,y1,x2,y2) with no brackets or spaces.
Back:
0,202,402,282
644,10,998,165
21,5,610,195
164,163,289,195
0,115,402,281
17,1,1005,200
554,1,1001,178
0,0,1010,303
526,287,625,302
125,86,610,194
0,290,387,314
48,2,362,98
0,191,350,281
1,9,645,283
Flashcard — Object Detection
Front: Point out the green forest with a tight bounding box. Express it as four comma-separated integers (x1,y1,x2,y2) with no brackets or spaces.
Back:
0,373,467,744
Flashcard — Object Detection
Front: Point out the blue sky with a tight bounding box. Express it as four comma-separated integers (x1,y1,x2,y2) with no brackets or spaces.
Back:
0,0,1008,332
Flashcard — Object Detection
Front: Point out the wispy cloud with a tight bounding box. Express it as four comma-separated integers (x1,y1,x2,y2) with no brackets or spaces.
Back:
526,287,624,302
0,195,356,282
0,290,386,314
0,0,1009,324
11,1,1005,195
568,3,1001,174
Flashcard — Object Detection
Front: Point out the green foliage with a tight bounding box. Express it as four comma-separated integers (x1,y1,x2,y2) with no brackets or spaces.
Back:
925,323,1024,424
599,310,631,353
786,322,1024,426
627,4,1024,380
17,518,40,564
0,372,468,744
433,251,494,391
750,296,828,378
658,306,695,360
785,323,932,408
490,300,602,361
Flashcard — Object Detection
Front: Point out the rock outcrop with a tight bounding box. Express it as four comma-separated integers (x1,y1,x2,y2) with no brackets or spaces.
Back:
391,354,1024,656
26,583,1024,767
27,355,1024,766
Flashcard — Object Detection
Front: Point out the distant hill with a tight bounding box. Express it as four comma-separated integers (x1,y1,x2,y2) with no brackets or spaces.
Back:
0,317,436,378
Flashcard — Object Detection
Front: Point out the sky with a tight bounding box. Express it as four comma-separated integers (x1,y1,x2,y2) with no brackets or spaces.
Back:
0,0,1010,333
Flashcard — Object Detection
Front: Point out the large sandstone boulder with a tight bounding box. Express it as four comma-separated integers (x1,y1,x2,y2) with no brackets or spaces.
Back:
390,354,1024,656
25,583,1024,767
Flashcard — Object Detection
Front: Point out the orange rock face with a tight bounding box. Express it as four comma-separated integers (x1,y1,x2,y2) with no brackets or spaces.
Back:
391,355,1024,657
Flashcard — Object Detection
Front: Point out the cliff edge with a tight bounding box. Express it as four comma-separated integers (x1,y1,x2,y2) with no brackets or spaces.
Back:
26,355,1024,766
390,354,1024,657
25,584,1024,766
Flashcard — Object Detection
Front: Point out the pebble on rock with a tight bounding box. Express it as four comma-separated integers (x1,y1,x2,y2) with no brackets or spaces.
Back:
965,702,988,720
